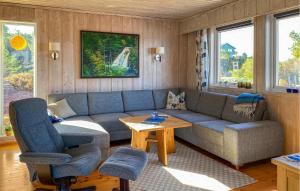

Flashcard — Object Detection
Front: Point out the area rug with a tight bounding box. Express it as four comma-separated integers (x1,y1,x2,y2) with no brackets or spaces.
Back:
113,142,256,191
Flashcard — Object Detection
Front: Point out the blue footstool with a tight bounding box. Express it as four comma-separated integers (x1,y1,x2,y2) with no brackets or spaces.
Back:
99,147,148,191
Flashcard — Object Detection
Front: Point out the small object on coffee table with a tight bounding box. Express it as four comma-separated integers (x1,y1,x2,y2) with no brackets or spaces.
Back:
144,116,166,124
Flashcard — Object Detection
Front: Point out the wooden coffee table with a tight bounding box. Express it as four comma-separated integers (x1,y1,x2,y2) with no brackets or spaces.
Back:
119,115,191,166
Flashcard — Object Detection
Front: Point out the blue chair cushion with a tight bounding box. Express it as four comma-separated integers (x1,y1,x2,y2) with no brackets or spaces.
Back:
52,144,101,178
9,98,65,153
99,147,148,181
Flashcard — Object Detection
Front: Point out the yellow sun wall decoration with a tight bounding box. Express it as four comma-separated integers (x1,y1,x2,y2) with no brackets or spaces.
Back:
10,35,27,51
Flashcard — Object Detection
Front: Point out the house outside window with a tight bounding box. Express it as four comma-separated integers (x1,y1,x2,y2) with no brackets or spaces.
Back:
214,21,254,88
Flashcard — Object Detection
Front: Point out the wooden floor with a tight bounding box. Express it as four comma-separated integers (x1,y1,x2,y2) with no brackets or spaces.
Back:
0,141,277,191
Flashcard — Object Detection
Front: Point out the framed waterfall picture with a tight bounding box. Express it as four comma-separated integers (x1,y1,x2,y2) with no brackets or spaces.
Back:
80,31,139,78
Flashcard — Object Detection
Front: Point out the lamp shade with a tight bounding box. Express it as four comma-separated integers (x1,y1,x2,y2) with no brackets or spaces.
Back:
10,35,27,51
156,47,165,55
49,42,61,51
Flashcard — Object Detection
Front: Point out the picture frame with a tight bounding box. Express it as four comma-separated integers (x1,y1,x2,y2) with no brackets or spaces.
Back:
80,31,139,78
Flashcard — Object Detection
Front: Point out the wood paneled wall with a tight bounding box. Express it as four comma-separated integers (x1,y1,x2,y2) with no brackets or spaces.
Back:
265,93,300,154
180,0,299,34
0,4,181,99
0,2,299,154
179,0,300,154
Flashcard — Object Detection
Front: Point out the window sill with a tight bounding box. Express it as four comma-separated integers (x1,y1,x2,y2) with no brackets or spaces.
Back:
263,86,299,94
209,85,256,95
263,89,300,97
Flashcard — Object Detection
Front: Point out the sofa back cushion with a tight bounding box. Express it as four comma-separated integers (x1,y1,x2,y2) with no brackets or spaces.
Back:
88,91,124,115
221,95,267,123
196,92,227,118
48,93,88,116
122,90,155,112
184,89,200,111
153,89,179,109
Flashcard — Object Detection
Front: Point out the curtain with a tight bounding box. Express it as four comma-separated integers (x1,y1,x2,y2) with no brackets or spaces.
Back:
195,29,209,91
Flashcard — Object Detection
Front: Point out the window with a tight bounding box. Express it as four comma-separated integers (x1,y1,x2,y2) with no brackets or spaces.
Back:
214,21,254,87
273,10,300,89
0,22,36,136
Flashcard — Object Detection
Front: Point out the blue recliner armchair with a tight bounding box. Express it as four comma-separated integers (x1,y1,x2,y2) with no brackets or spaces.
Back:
9,98,101,191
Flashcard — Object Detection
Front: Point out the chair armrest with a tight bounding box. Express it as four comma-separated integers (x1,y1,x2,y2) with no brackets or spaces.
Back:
19,152,72,165
223,120,284,166
61,134,95,148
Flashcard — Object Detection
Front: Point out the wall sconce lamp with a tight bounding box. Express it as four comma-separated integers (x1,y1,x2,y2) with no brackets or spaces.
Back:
49,42,60,61
154,47,165,62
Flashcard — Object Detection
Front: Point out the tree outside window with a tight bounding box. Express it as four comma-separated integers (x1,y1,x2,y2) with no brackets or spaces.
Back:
217,24,254,86
276,14,300,88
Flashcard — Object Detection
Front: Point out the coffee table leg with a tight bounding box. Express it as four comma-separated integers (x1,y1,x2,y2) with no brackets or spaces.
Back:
131,130,149,151
156,129,168,166
166,128,176,154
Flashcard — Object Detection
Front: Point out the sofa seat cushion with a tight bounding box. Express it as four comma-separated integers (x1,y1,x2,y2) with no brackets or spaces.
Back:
193,120,234,146
158,109,193,116
53,116,110,149
222,95,267,123
153,89,179,109
88,92,124,115
174,112,217,123
126,110,157,116
196,92,227,118
48,93,88,116
122,90,155,112
91,113,130,133
109,130,131,142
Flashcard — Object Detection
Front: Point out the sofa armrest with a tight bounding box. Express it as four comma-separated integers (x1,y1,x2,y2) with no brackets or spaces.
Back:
61,134,95,148
223,120,284,166
20,152,72,165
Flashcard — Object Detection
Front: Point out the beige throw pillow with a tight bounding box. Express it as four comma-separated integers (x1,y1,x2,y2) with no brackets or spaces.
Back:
48,99,76,119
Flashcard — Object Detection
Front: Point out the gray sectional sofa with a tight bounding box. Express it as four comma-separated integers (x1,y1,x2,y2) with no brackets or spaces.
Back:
48,89,283,167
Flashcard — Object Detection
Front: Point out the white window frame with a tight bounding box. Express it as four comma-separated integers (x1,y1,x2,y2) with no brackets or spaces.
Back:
267,9,300,92
0,21,37,136
211,20,255,90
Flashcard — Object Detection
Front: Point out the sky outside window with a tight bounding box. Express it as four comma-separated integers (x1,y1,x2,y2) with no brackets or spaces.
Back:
277,15,300,62
220,26,254,57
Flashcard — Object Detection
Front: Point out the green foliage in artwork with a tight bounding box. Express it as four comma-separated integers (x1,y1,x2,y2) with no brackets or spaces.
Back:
81,32,139,77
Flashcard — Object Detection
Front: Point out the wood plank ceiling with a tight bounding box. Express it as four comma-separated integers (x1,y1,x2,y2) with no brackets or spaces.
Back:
0,0,237,19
